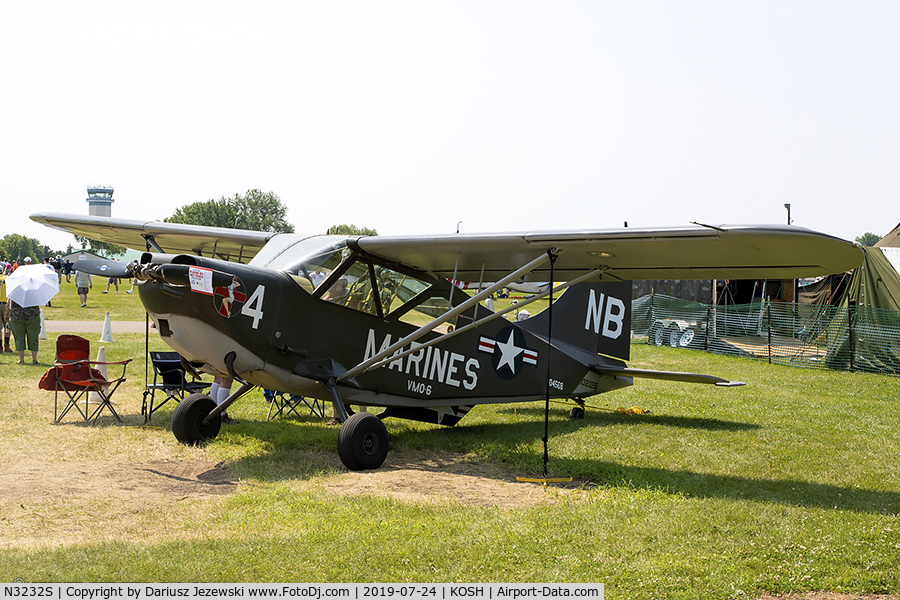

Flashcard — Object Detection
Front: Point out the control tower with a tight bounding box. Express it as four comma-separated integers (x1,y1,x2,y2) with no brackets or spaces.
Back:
86,185,115,217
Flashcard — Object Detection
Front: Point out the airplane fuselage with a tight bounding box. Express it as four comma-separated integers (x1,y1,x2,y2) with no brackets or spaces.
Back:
136,251,633,420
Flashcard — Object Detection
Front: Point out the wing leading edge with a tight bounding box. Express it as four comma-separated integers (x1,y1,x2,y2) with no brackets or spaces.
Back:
30,212,273,263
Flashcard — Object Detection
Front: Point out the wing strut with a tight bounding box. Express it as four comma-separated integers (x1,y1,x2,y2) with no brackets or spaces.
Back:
336,251,557,383
357,267,606,374
143,235,164,254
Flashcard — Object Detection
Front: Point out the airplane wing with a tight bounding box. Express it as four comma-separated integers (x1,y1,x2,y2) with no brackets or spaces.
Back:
31,212,273,263
32,213,862,281
354,223,863,281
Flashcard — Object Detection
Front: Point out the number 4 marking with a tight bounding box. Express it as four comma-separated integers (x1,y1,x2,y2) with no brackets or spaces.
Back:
241,285,265,329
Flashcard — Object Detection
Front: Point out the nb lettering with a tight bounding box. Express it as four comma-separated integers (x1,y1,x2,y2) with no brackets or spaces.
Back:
584,289,625,339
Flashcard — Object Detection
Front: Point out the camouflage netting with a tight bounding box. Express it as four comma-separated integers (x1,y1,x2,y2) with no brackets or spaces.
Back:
633,292,900,376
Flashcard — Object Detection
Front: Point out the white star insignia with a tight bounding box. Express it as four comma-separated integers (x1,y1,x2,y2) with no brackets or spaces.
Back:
495,330,524,374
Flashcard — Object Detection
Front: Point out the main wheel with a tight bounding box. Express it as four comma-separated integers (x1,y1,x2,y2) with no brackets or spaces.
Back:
337,412,389,470
172,393,222,445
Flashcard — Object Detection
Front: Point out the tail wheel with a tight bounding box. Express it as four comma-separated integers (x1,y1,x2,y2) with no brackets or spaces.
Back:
569,406,585,420
172,393,221,445
338,412,389,470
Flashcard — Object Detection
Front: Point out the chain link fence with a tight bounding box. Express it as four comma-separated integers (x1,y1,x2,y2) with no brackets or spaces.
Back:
631,294,900,376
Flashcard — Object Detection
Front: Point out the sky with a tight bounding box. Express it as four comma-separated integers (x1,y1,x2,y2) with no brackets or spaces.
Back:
3,1,899,252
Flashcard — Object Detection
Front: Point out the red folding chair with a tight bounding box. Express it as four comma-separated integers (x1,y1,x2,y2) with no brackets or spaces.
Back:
56,334,90,363
39,335,132,423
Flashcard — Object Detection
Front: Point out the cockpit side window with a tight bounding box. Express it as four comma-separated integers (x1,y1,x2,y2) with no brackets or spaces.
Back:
323,261,379,315
318,256,457,329
376,266,431,315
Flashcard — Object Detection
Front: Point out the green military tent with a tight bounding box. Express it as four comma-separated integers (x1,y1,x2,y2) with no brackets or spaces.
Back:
824,247,900,374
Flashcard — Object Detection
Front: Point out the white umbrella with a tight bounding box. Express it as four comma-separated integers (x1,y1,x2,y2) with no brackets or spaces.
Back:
5,264,60,307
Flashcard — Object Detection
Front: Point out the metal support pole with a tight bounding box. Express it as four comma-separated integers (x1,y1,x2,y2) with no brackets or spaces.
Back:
704,306,711,352
848,304,855,372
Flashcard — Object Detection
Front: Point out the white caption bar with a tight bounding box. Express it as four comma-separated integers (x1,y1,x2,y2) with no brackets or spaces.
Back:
1,584,603,600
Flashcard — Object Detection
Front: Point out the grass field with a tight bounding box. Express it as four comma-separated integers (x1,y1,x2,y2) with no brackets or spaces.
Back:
0,284,898,598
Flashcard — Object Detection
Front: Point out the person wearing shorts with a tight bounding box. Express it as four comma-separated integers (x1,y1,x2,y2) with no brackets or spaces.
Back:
75,269,92,307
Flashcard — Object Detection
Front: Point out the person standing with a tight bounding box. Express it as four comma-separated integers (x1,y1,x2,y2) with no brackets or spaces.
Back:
42,258,56,307
5,299,41,364
0,271,10,352
209,375,238,424
75,268,92,307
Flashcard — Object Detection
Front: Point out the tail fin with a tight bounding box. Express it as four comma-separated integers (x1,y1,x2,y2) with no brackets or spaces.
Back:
518,281,632,361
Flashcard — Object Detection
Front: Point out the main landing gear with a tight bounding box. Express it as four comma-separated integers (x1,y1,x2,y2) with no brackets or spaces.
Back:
337,412,389,470
171,391,390,471
172,393,222,444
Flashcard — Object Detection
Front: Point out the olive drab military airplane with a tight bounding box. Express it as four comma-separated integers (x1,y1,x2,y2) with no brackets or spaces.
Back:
32,212,863,470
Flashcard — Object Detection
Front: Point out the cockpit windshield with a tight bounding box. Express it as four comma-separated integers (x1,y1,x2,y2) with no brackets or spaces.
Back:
250,234,350,292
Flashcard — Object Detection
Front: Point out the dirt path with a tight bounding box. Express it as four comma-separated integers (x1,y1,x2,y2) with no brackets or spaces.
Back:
0,442,573,549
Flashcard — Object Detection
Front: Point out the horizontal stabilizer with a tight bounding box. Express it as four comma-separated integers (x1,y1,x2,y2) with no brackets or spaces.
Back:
591,364,745,387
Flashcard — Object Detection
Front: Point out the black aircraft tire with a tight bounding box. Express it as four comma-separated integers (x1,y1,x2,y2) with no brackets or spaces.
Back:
569,406,585,420
337,412,389,471
172,393,222,445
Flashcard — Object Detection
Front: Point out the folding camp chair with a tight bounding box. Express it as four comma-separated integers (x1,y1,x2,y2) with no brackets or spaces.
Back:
263,389,326,421
56,334,89,364
142,351,211,423
39,335,132,423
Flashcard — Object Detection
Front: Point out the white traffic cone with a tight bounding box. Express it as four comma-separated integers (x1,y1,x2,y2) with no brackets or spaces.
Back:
39,309,47,341
100,312,114,343
88,346,110,405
